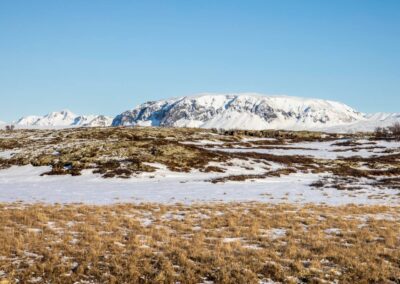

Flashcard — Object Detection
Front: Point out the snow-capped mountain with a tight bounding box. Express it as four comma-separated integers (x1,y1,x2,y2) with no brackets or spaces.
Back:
83,115,114,127
5,94,400,132
112,93,368,131
15,110,113,128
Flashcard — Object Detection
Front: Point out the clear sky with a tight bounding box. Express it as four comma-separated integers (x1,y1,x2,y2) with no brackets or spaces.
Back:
1,0,399,121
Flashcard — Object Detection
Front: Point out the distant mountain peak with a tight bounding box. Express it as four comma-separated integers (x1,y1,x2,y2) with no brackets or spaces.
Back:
15,110,112,128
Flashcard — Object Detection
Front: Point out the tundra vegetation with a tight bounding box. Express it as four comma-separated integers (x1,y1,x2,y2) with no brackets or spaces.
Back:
0,203,399,284
375,122,400,140
4,125,15,132
0,126,400,283
0,126,399,189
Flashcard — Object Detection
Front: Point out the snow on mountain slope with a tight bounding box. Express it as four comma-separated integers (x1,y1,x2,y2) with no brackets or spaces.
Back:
83,115,113,127
6,94,400,132
365,112,400,121
325,113,400,133
112,93,366,131
17,110,78,127
15,110,113,128
15,115,42,126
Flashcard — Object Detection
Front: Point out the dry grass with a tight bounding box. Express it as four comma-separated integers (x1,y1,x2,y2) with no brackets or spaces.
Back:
209,168,297,183
0,203,399,283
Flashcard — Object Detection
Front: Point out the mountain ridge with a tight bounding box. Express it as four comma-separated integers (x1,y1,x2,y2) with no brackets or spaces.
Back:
14,110,113,128
112,93,370,132
3,93,399,132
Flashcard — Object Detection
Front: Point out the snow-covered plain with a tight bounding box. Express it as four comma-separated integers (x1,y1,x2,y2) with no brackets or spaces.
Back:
0,150,20,159
0,163,398,205
0,130,399,205
207,139,400,159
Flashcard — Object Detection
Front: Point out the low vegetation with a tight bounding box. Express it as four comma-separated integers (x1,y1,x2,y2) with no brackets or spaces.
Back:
5,125,15,132
374,122,400,140
1,127,399,283
1,127,399,193
0,127,231,177
0,203,399,283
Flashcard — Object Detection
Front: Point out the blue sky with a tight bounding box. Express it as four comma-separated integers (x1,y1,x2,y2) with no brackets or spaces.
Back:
1,0,399,121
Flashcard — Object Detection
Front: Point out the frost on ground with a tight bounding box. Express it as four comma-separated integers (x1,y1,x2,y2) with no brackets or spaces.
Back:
0,127,399,205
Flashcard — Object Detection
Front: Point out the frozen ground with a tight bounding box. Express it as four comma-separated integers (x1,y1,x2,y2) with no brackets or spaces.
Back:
0,128,399,205
0,164,398,205
205,139,400,159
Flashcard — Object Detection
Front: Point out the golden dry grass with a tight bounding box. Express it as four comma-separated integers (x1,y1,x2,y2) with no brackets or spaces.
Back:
0,202,399,283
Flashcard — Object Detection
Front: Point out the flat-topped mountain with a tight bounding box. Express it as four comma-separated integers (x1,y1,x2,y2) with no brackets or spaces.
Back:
112,93,367,131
